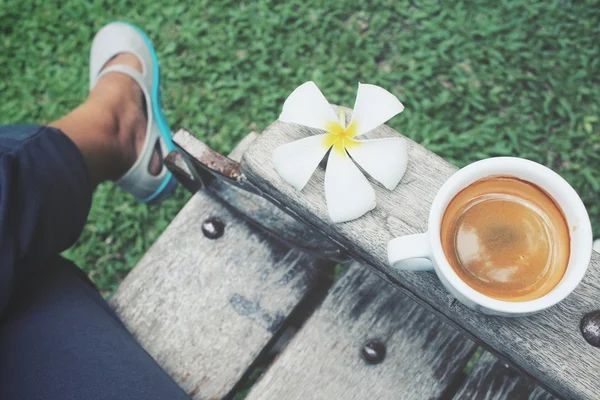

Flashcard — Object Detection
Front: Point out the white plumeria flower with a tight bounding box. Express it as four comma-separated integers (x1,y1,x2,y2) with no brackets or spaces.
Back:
273,81,408,223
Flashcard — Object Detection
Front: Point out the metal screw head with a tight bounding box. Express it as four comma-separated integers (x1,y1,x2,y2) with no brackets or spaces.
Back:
361,340,386,364
581,310,600,347
202,217,225,239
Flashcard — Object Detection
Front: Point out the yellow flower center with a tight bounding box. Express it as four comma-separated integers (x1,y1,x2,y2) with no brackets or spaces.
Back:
322,110,359,155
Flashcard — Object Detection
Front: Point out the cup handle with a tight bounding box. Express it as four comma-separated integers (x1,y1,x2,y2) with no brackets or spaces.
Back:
387,232,434,271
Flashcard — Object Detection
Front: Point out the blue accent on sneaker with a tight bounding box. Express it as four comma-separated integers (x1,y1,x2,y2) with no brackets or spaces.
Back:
116,21,178,204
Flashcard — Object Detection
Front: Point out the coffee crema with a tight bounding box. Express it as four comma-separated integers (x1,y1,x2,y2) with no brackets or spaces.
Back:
440,176,570,302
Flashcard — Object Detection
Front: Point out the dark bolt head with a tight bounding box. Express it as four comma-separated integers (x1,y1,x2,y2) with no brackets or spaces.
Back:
361,340,386,364
581,310,600,347
202,217,225,239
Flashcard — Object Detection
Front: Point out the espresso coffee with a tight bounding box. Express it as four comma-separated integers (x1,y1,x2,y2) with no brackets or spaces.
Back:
440,176,570,302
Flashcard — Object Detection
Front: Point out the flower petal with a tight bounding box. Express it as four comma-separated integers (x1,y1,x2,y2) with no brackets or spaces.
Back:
346,138,408,190
273,134,331,190
325,148,376,223
349,83,404,137
279,81,339,131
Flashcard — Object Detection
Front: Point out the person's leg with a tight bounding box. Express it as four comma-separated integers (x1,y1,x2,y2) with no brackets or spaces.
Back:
0,53,189,399
50,53,161,186
0,256,190,400
0,257,188,400
0,53,160,314
0,124,93,313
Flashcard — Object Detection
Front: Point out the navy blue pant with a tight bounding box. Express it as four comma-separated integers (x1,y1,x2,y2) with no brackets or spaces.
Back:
0,125,190,399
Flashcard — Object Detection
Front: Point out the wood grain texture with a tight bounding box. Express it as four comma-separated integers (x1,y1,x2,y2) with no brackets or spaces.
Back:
453,352,558,400
110,136,327,399
240,107,600,399
246,263,476,400
172,129,349,262
165,151,202,193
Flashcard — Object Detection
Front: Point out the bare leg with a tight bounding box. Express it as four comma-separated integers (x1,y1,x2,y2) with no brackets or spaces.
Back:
49,53,160,188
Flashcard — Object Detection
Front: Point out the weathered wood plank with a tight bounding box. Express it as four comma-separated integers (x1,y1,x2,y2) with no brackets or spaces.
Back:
110,136,329,399
246,263,476,400
240,108,600,399
453,352,558,400
172,129,349,262
164,151,201,193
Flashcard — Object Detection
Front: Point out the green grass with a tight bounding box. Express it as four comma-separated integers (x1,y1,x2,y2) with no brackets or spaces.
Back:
463,346,484,375
1,0,599,295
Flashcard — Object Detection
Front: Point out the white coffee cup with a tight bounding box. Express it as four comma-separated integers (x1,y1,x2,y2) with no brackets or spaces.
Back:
387,157,593,316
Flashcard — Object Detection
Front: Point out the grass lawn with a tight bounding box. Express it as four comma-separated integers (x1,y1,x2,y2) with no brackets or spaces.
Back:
1,0,599,295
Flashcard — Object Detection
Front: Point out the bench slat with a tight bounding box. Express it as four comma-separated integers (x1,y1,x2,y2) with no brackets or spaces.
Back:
110,136,327,399
246,263,476,400
453,352,557,400
240,110,600,399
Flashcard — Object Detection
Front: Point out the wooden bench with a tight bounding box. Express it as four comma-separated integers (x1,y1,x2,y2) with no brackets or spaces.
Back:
110,118,597,399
